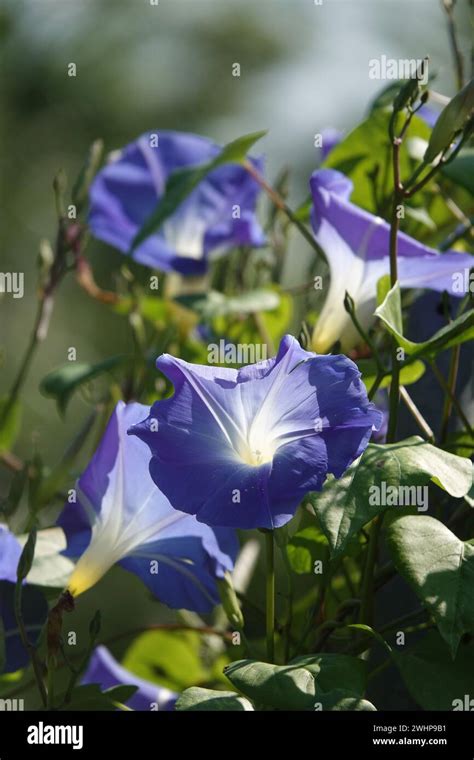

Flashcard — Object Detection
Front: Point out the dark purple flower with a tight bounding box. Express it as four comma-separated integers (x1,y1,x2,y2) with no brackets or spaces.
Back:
310,169,474,352
81,646,177,711
89,131,265,275
129,335,382,530
58,402,238,613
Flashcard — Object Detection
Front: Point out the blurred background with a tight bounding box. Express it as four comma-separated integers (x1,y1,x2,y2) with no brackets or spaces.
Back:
1,0,472,709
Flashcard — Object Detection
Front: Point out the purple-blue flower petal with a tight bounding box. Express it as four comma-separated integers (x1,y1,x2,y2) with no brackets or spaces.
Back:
57,401,238,610
81,646,177,711
89,131,265,274
130,335,382,529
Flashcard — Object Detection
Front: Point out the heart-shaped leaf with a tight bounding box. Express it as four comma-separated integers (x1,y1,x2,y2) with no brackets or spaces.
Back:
310,437,472,558
386,514,474,657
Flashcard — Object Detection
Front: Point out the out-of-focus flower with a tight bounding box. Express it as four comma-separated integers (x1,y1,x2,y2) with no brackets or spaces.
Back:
310,169,474,353
0,526,48,673
319,127,344,161
130,335,382,530
81,646,177,711
58,402,238,613
88,131,265,275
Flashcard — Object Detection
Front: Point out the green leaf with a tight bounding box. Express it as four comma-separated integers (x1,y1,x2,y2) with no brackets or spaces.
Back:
310,437,472,558
61,684,137,711
286,525,329,575
315,690,377,711
359,358,425,393
385,514,474,657
224,654,367,711
424,80,474,163
176,289,280,320
446,430,474,459
0,397,22,453
375,283,474,358
122,630,210,691
393,631,474,710
17,530,36,581
40,355,128,414
376,274,391,307
17,528,74,588
324,111,430,211
131,130,266,252
441,149,474,195
176,687,254,711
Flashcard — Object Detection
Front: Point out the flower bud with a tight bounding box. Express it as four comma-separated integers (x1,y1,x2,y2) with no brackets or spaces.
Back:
217,571,244,629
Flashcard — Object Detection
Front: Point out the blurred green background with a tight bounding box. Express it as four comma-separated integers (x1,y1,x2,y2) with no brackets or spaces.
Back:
0,0,471,708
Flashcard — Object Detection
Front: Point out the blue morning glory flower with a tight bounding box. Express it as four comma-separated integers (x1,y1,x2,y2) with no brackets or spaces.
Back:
81,646,177,711
88,130,265,275
129,335,382,530
0,526,48,673
310,169,474,352
58,402,238,613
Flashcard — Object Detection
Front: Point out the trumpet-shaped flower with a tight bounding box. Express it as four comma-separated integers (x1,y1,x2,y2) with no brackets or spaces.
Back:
58,402,238,613
81,646,177,711
310,169,474,353
129,335,382,530
89,130,265,275
0,526,48,673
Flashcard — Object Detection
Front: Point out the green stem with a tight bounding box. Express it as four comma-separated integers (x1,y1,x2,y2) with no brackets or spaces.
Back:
1,297,48,426
14,580,47,707
440,344,461,443
400,386,435,442
359,517,383,628
368,370,388,401
387,130,403,443
243,161,327,266
430,360,474,436
265,530,275,663
46,657,55,710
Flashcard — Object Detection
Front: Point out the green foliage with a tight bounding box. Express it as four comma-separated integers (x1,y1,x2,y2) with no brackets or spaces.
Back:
122,629,223,692
176,687,254,711
223,654,370,710
359,358,425,392
441,148,474,195
393,631,474,710
323,110,430,211
40,356,128,414
176,288,280,320
375,283,474,358
310,438,472,558
61,684,137,711
286,524,329,575
0,397,22,453
386,514,474,657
